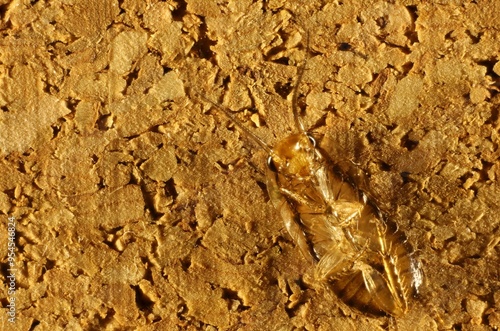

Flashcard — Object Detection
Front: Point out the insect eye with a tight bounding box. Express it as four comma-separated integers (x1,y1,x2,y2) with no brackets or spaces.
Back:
307,135,316,147
267,156,278,172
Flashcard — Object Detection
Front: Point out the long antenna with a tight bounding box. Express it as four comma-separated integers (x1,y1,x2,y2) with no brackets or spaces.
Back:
183,27,309,154
194,91,273,154
181,35,273,154
291,29,310,134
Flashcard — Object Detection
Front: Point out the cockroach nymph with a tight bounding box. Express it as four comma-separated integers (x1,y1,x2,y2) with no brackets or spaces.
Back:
188,31,423,317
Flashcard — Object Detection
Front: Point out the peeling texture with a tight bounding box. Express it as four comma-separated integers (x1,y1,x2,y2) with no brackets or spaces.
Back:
0,0,499,330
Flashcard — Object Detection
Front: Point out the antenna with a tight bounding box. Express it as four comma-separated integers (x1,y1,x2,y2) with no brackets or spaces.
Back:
291,29,310,134
182,25,310,155
181,31,274,154
193,91,273,154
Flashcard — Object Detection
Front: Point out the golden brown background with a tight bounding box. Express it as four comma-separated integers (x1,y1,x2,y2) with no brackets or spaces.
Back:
1,0,499,330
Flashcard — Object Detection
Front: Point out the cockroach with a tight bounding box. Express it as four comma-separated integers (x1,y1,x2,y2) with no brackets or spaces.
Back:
187,33,422,317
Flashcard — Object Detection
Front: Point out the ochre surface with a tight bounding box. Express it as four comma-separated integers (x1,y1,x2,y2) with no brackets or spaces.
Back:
1,0,500,330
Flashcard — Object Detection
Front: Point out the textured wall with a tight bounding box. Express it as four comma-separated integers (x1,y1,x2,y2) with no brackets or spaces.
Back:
0,0,499,330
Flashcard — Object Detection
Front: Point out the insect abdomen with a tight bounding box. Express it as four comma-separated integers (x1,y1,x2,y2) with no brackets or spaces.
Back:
330,226,419,316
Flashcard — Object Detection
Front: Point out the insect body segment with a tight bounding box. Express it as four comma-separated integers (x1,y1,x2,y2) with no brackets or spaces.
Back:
266,131,421,316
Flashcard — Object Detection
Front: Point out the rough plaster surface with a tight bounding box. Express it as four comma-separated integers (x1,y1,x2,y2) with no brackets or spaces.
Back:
0,0,499,330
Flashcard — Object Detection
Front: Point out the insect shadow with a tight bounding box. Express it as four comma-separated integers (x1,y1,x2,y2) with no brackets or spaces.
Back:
184,28,423,317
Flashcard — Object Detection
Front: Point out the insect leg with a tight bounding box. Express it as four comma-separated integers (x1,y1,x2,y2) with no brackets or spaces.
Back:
278,187,325,214
267,169,316,264
315,249,353,281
